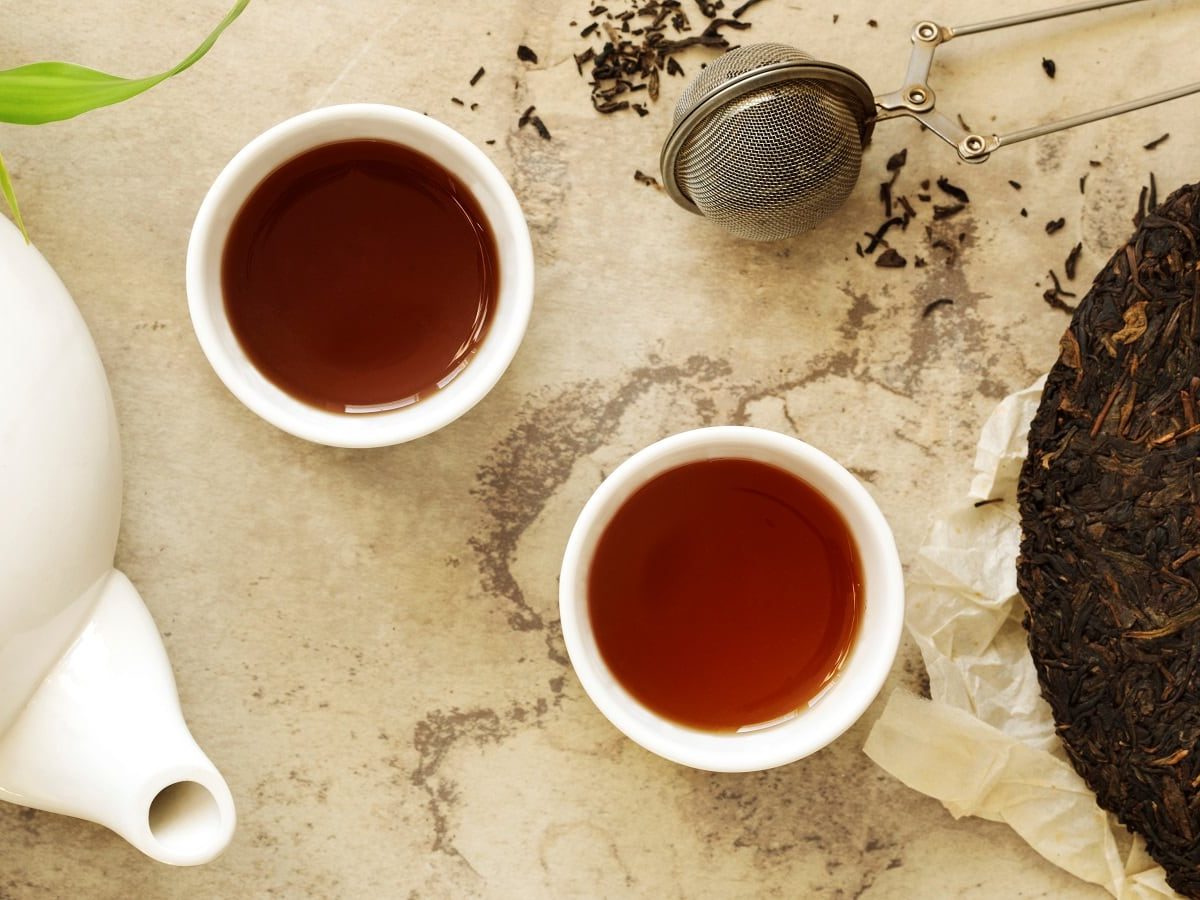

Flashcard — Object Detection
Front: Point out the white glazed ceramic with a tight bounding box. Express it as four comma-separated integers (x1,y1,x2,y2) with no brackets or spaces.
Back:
186,103,534,448
559,426,905,772
0,215,235,864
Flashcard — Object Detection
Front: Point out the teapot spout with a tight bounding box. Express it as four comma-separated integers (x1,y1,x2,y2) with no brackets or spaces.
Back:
0,570,235,864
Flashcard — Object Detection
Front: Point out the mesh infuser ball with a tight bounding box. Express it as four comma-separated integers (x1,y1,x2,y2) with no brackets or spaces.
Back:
661,4,1200,241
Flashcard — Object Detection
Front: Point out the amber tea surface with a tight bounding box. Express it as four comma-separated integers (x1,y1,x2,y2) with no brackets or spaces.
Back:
222,139,498,413
588,457,864,732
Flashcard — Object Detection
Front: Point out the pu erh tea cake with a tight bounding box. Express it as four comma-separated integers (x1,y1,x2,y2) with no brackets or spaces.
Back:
1018,182,1200,898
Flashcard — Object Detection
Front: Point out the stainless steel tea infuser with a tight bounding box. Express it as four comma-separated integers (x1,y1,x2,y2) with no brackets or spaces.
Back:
660,0,1200,241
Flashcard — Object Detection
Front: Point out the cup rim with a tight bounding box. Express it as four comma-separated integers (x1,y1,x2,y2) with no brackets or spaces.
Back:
558,426,905,772
185,103,533,448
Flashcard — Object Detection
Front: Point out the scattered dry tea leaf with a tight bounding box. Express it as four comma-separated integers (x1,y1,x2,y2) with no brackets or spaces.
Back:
936,176,969,204
1065,242,1083,280
922,297,953,317
633,169,661,189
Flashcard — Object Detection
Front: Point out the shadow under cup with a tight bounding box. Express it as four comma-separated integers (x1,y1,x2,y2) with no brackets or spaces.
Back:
186,104,534,448
558,426,905,773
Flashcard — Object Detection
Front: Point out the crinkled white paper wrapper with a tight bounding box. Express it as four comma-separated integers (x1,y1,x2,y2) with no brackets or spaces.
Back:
863,378,1180,899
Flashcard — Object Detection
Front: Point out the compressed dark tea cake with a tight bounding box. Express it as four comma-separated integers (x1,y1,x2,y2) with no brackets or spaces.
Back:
1019,182,1200,898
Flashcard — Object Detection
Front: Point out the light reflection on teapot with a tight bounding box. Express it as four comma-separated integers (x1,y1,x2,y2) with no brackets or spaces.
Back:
0,215,235,864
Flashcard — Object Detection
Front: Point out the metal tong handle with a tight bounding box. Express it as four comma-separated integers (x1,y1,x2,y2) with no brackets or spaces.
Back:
874,0,1200,163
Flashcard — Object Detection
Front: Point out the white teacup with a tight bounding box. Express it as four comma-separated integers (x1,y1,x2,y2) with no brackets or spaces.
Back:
186,104,534,448
559,426,905,772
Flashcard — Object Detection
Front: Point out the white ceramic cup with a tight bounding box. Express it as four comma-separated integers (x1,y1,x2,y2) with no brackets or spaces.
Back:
186,104,534,448
559,426,905,772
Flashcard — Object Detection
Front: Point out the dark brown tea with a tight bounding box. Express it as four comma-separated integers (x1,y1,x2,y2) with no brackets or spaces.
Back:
588,458,863,732
222,139,498,413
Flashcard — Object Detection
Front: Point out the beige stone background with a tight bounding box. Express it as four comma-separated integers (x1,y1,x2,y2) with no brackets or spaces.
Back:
2,0,1198,896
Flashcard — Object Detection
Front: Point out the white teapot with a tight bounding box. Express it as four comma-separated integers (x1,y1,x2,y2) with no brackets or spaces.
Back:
0,215,234,864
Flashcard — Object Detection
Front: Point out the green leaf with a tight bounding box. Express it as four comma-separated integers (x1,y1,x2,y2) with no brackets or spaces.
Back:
0,0,249,239
0,150,28,242
0,0,250,125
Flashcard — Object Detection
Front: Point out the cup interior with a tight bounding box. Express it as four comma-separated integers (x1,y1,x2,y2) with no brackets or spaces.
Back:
186,104,533,448
559,426,904,772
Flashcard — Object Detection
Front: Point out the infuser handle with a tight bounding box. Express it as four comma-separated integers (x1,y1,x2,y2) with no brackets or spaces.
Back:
873,0,1196,163
986,81,1200,156
948,0,1150,37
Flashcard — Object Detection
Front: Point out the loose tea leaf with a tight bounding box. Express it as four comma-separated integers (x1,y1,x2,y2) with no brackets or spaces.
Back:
731,0,765,17
517,105,551,139
936,176,969,203
876,148,910,220
1045,217,1066,235
1136,187,1150,226
469,66,486,86
517,44,539,63
875,248,906,268
922,297,953,317
862,216,903,254
1064,242,1082,280
1041,57,1056,78
1041,268,1076,312
855,154,976,268
1144,132,1171,150
1019,181,1200,898
932,203,965,220
572,0,765,115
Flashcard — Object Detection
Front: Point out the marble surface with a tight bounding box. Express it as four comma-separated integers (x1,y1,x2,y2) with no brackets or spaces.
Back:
2,0,1198,896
